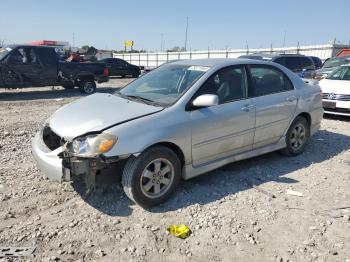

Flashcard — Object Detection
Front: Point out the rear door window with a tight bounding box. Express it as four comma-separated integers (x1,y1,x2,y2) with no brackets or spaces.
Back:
284,57,301,72
36,48,56,65
248,65,294,97
299,57,315,70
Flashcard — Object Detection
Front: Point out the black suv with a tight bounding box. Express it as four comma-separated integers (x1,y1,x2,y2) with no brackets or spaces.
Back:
239,53,316,78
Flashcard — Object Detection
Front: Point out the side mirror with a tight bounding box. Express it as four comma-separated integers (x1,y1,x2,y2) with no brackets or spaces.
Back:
192,94,219,108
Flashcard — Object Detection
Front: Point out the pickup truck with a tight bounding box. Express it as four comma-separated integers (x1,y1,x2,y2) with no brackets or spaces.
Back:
0,45,109,94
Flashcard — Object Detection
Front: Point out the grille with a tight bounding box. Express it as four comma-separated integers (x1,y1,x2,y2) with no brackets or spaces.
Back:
322,93,350,101
42,126,62,151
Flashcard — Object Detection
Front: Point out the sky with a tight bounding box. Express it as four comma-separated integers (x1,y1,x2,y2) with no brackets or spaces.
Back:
1,0,349,51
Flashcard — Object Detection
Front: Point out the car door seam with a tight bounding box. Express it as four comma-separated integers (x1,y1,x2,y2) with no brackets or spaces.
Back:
193,128,255,148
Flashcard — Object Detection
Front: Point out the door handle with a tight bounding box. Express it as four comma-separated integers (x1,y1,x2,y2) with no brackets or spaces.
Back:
241,104,255,112
286,96,296,102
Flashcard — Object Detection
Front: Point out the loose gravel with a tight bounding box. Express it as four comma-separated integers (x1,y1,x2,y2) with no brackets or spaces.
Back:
0,79,349,261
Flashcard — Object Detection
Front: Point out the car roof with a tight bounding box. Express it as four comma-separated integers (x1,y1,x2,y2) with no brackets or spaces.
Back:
169,58,273,67
239,53,310,59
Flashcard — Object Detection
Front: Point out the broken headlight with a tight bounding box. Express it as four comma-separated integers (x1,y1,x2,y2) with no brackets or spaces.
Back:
67,132,117,157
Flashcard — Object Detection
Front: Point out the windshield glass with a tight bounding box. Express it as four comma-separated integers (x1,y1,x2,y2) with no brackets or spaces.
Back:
326,66,350,80
0,47,11,60
323,57,349,68
118,64,210,106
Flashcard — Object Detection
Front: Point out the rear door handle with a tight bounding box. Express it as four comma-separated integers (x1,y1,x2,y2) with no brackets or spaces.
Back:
286,96,297,102
241,104,255,112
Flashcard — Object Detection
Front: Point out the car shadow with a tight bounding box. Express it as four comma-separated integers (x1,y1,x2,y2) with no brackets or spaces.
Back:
71,130,350,216
0,87,119,102
323,114,350,122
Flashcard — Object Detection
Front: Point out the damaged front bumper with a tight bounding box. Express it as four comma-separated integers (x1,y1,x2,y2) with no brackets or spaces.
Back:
32,130,128,190
32,132,65,181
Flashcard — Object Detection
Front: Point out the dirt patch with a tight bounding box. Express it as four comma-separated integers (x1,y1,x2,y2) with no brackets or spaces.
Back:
0,80,350,261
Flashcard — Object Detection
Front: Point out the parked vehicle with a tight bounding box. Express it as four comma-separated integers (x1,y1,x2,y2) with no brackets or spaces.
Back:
336,48,350,57
314,55,350,80
238,53,316,78
32,59,323,207
309,56,323,69
99,58,140,77
0,45,109,94
319,64,350,116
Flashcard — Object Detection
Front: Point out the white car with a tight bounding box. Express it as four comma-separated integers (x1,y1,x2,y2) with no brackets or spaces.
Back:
319,65,350,116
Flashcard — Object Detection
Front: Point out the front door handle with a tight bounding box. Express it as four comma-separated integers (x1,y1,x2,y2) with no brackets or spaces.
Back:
286,96,297,102
241,104,255,112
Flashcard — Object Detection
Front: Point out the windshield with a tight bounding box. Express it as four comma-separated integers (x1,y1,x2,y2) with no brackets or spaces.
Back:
117,64,210,106
323,57,349,68
326,66,350,80
0,47,11,60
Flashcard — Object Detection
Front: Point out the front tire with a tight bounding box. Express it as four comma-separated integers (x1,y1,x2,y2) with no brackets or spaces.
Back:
79,79,96,94
280,116,310,156
122,146,181,208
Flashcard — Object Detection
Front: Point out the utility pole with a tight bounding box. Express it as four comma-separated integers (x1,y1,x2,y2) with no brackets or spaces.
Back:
72,32,75,48
161,33,164,52
184,16,189,51
283,30,286,48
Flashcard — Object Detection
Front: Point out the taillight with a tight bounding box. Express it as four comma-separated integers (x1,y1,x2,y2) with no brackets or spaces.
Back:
103,68,109,77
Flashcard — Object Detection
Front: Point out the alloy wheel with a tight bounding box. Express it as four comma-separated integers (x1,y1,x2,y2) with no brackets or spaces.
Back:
290,123,306,150
140,158,175,198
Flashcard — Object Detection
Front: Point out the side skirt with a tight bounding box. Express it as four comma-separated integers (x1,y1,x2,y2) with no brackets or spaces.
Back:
182,137,286,180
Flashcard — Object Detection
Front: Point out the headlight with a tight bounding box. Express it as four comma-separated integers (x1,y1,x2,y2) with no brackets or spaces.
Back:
67,132,117,157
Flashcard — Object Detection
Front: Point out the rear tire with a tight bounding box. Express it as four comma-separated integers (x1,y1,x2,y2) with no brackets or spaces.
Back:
280,116,310,156
79,79,96,94
122,146,181,208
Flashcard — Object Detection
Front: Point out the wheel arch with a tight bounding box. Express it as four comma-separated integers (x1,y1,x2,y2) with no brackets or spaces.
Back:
74,73,95,84
143,141,185,168
296,112,311,127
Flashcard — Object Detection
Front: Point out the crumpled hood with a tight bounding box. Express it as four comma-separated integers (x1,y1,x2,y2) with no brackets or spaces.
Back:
49,93,163,139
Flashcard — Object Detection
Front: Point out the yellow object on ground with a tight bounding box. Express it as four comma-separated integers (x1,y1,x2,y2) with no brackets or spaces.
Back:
166,224,191,239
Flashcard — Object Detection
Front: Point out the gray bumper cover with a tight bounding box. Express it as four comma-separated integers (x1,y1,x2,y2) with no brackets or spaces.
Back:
31,132,64,181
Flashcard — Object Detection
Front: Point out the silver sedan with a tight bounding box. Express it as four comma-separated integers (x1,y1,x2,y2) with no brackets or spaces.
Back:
32,59,324,207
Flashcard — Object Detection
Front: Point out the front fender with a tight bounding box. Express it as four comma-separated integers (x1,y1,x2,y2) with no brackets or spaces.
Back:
103,109,192,165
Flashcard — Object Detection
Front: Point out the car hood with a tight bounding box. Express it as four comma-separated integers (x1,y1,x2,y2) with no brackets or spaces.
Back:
319,79,350,95
49,93,163,140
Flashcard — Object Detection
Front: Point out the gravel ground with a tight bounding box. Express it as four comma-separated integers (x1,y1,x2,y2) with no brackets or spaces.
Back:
0,79,349,262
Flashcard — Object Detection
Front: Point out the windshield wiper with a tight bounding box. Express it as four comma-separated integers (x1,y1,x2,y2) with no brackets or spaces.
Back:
125,95,155,103
115,92,162,106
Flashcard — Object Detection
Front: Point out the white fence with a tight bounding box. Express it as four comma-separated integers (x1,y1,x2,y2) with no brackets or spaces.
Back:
114,43,350,69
